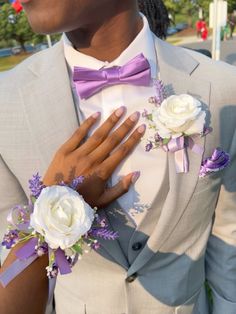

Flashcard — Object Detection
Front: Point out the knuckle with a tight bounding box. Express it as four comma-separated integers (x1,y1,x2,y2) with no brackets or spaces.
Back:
108,114,118,125
96,167,108,180
119,145,129,155
92,131,104,142
124,118,135,128
107,133,120,146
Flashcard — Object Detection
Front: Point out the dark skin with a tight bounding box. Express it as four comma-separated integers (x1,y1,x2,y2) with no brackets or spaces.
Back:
0,1,145,313
21,0,142,61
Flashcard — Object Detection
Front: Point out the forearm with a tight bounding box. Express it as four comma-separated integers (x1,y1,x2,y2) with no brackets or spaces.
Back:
0,242,48,314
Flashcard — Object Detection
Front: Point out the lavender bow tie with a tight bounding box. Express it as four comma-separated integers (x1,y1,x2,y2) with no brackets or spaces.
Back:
73,53,151,100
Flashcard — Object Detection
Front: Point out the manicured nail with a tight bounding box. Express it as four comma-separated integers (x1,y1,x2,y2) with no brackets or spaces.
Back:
92,112,101,119
131,171,140,184
115,106,126,117
137,124,146,134
129,111,140,122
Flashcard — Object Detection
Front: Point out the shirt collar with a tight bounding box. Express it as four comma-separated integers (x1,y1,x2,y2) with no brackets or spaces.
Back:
63,14,157,79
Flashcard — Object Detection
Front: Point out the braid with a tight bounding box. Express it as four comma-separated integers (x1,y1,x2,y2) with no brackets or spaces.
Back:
138,0,170,39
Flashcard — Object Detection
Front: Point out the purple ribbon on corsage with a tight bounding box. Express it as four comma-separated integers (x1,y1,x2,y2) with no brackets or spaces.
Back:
200,148,230,177
163,136,204,173
0,238,71,288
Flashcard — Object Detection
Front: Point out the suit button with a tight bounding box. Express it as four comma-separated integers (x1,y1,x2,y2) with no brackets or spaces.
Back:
126,273,137,283
132,242,142,251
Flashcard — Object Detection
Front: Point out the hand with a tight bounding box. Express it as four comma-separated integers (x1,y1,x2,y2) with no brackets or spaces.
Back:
43,107,146,208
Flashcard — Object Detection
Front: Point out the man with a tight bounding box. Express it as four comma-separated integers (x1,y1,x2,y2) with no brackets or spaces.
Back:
0,1,236,313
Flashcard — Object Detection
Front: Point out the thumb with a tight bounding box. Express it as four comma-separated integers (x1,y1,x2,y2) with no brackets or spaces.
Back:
97,171,140,208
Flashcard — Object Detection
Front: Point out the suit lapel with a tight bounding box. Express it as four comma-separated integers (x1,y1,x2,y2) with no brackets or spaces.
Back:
20,42,79,170
128,38,211,276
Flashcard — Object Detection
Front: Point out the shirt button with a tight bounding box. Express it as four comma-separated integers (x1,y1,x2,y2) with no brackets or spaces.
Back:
126,273,138,283
132,242,142,251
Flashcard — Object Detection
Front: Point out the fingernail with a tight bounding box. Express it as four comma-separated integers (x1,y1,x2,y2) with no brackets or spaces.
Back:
129,111,140,122
115,106,126,117
92,112,101,119
131,171,140,184
137,124,146,134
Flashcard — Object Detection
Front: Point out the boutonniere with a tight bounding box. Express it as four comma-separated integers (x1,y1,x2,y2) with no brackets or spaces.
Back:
143,80,210,173
200,148,230,177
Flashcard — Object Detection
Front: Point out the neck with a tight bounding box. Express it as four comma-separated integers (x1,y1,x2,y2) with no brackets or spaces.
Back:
66,7,142,62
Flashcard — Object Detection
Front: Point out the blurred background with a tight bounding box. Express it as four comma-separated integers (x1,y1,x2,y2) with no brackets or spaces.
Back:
0,0,236,71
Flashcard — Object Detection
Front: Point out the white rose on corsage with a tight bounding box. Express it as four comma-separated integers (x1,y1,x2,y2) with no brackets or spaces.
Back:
30,185,95,250
152,94,206,139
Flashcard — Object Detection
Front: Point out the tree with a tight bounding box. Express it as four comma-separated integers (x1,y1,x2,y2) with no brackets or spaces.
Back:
0,4,44,50
163,0,180,23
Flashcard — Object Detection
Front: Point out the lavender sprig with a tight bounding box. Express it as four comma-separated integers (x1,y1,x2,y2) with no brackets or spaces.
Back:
89,228,119,240
70,176,84,190
153,79,167,105
28,173,45,199
2,230,19,249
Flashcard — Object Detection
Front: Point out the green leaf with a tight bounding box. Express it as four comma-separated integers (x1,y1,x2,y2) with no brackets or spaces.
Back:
162,138,170,145
72,244,83,254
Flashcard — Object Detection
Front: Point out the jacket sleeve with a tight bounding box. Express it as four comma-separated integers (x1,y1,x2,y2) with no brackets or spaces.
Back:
0,155,27,265
205,129,236,314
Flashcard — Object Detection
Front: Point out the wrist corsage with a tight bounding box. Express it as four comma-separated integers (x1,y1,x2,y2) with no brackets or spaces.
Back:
0,174,118,287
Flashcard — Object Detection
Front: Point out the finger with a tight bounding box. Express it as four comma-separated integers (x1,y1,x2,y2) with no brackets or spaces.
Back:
78,106,126,155
59,112,101,154
89,111,140,164
97,172,140,207
97,124,146,180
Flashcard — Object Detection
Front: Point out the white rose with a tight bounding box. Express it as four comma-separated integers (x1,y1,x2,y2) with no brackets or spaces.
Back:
152,94,206,139
30,186,95,250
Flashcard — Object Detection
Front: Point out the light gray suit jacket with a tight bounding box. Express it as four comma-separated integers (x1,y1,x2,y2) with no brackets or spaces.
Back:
0,36,236,314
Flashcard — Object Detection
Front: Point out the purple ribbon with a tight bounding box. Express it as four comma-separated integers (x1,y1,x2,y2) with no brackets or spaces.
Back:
0,238,38,287
7,205,30,231
55,248,71,275
15,237,38,259
73,53,151,99
163,136,203,173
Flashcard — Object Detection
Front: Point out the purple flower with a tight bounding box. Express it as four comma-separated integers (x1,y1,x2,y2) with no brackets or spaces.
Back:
70,176,84,190
142,109,149,118
35,243,48,257
145,142,153,152
2,230,19,249
89,228,119,240
200,148,230,177
154,133,163,143
148,96,158,105
46,264,58,279
154,80,166,105
91,242,101,250
28,173,45,198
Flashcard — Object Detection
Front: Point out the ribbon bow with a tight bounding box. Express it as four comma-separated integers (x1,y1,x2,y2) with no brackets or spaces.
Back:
73,53,151,99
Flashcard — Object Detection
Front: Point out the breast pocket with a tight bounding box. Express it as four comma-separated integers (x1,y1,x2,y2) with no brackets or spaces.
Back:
193,173,221,196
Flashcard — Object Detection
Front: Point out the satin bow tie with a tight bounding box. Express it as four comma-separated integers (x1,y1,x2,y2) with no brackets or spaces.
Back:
73,53,151,100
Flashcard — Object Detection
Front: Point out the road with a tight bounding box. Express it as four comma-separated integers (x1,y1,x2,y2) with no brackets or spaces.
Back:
183,37,236,66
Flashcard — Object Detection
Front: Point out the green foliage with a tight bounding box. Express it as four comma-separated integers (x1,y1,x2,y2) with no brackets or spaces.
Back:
0,4,44,49
164,0,236,25
0,54,29,72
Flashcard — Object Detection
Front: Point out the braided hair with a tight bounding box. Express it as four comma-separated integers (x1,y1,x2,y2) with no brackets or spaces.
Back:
138,0,170,39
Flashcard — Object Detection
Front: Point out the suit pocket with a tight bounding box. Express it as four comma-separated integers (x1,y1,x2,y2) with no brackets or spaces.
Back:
175,288,202,314
193,174,221,196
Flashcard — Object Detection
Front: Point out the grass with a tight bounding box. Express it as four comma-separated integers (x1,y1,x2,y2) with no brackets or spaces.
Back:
0,53,31,72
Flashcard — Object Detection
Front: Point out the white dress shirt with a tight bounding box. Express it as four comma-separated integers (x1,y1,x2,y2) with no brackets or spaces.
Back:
63,16,167,225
